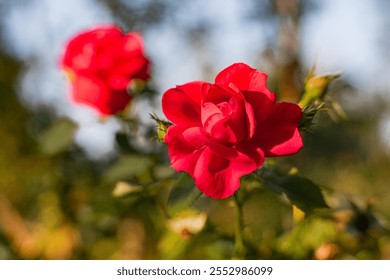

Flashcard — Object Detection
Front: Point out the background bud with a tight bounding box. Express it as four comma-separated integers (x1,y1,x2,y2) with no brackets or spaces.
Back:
299,67,341,108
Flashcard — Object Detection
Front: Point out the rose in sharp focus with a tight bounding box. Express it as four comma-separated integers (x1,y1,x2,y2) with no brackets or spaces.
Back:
162,63,303,199
61,25,150,116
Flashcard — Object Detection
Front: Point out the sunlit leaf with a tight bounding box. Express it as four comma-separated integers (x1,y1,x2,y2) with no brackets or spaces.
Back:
112,181,144,198
167,209,207,235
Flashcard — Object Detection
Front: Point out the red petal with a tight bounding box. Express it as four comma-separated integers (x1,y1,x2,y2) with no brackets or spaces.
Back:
193,143,264,199
203,83,234,104
71,74,130,115
121,33,144,56
202,85,251,143
107,73,130,89
244,98,256,138
227,95,252,141
114,55,149,77
215,63,275,101
71,74,108,109
208,117,238,144
252,102,303,156
61,25,122,71
242,90,276,123
201,102,227,140
106,89,132,114
165,126,208,176
201,102,223,126
133,62,150,80
162,82,204,127
208,141,239,159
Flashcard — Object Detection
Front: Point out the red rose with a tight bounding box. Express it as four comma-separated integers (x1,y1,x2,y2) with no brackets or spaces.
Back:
162,63,303,199
61,25,150,116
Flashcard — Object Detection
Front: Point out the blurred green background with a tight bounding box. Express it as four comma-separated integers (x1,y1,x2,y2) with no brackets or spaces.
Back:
1,0,390,259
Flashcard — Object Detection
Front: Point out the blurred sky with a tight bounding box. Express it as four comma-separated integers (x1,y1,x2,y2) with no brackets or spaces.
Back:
0,0,389,158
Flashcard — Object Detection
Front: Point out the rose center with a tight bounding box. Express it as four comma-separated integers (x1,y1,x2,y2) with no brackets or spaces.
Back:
216,101,230,116
202,96,247,146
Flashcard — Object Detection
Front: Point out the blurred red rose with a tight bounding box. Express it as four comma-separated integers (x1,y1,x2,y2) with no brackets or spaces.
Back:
61,25,150,116
162,63,303,199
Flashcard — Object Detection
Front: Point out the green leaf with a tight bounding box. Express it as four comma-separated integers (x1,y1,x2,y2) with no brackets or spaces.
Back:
104,155,152,183
39,118,77,155
261,169,328,214
280,176,328,213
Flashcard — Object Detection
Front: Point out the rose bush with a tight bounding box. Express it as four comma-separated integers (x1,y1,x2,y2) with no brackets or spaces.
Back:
61,25,150,116
162,63,303,199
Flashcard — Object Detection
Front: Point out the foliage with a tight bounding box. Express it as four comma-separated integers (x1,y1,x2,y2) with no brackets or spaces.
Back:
1,1,390,261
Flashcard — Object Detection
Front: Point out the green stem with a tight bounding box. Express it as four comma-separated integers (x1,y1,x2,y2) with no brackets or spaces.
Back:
233,193,246,259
